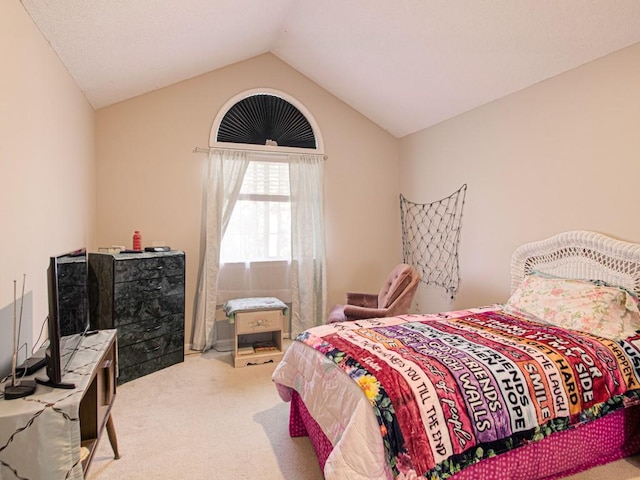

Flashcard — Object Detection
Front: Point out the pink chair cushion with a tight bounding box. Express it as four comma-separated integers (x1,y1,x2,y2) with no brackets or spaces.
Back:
378,264,413,308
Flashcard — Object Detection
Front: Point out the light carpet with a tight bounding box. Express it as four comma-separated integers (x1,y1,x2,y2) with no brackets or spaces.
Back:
88,344,640,480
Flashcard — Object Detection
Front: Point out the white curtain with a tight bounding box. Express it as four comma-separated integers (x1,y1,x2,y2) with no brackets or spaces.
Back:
192,149,249,351
289,154,327,336
217,261,292,305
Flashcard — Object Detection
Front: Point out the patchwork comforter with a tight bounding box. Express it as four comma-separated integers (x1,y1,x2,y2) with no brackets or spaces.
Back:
272,306,640,480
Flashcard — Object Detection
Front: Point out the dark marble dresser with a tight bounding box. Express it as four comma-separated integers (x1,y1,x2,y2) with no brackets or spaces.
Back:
88,250,185,384
57,255,89,336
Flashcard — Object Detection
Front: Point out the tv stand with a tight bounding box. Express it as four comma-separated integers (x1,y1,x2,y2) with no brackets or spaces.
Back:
0,330,119,479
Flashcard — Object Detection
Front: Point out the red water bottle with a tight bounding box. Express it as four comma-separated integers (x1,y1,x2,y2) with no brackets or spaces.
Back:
133,230,142,251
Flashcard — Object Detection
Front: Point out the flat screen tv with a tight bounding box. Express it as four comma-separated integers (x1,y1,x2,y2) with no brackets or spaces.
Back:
36,250,89,389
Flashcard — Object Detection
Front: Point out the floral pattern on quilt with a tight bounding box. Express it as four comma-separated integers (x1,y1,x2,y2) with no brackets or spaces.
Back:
504,274,640,341
297,308,640,479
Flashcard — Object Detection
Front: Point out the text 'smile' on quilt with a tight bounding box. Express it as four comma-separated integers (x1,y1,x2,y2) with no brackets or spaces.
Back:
297,307,640,479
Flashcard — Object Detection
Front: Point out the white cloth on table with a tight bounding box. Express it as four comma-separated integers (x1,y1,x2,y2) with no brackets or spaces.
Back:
0,330,117,480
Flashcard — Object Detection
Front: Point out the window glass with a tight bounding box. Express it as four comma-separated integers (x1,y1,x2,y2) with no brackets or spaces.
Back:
220,160,291,263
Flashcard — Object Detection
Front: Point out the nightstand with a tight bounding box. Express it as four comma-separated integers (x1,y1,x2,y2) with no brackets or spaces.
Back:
233,307,284,368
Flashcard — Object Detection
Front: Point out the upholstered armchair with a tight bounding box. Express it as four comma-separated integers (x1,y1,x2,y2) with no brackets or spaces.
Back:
327,263,420,323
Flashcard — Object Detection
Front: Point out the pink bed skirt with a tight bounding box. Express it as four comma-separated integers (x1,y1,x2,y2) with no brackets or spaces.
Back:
289,390,640,479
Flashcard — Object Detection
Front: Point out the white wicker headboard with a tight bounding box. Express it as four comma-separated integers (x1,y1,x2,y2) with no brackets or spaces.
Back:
511,231,640,297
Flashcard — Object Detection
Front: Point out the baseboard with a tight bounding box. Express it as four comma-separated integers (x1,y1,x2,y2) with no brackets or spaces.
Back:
214,338,233,351
186,338,234,354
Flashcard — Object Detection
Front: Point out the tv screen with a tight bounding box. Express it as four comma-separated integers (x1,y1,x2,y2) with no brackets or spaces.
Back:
37,250,89,389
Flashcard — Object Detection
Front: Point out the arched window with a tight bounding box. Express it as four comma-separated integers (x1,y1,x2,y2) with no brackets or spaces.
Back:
211,89,323,264
210,88,324,154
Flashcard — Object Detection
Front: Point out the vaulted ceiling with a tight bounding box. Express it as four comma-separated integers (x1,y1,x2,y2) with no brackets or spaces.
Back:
20,0,640,138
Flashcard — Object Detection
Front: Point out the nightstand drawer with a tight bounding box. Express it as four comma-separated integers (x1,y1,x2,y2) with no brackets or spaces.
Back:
236,310,283,334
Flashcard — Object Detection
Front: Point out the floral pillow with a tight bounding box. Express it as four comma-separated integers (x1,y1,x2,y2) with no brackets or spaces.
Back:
504,274,640,341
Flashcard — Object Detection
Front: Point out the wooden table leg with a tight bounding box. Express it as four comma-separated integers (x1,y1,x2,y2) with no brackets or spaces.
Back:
106,414,120,459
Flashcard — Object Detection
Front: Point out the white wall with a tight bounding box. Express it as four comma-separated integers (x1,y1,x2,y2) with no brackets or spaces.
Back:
0,0,95,369
400,43,640,314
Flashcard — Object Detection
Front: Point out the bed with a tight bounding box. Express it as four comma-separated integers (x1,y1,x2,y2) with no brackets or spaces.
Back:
272,230,640,479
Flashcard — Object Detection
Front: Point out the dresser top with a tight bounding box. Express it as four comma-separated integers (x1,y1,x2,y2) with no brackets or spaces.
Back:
91,250,184,260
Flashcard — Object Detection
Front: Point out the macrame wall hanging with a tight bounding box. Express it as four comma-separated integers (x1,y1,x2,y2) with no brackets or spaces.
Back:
400,184,467,299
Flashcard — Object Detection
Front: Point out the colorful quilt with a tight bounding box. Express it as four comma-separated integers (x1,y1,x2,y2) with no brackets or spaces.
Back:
294,307,640,479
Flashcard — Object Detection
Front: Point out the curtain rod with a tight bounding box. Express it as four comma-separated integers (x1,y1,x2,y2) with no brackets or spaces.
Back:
192,146,327,160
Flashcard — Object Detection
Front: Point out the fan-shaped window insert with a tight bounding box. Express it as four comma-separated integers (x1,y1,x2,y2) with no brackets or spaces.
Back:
216,93,317,149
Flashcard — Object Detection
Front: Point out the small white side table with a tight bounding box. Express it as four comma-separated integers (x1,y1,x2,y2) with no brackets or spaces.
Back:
224,297,286,368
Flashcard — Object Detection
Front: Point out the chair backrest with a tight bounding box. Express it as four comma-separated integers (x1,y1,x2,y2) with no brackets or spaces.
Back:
378,264,420,310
